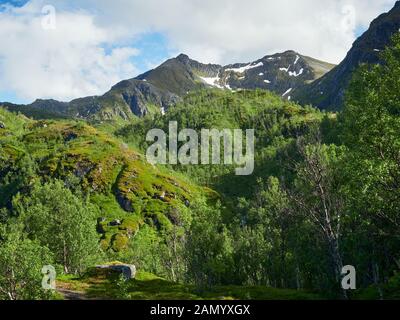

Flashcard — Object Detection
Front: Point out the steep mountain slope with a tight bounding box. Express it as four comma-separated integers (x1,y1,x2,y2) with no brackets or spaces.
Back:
0,107,211,251
293,1,400,110
1,52,333,121
136,53,221,95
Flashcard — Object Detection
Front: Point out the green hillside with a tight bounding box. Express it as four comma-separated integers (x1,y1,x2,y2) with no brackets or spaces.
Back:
0,89,329,300
2,33,400,301
117,89,325,198
0,108,210,254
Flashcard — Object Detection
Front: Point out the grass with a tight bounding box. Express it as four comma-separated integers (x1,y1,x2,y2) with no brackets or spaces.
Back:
56,270,322,301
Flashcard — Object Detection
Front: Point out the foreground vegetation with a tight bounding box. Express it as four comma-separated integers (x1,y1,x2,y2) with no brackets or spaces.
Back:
56,270,321,300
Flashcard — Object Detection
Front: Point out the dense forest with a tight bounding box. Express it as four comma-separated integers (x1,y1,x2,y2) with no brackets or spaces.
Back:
1,35,400,300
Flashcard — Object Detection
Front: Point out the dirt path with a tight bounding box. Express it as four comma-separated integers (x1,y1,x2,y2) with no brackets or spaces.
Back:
56,288,89,300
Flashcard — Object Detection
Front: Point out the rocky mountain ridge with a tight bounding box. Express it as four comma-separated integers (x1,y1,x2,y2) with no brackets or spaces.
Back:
1,51,334,120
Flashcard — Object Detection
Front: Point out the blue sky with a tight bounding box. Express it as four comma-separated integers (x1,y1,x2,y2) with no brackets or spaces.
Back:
0,0,396,104
0,0,173,103
0,0,27,6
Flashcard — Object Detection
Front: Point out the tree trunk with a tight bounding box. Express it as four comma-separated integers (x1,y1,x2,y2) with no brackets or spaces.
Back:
63,240,69,274
328,237,348,299
372,262,384,300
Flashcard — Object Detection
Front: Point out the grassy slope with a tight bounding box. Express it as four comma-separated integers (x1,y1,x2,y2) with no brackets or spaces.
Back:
0,108,207,252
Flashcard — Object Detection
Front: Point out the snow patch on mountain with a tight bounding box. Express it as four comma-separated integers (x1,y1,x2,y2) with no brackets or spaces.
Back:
282,88,292,97
288,68,304,77
225,62,264,74
200,76,223,88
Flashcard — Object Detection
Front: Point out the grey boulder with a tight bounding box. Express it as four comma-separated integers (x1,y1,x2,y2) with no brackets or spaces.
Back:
95,263,136,280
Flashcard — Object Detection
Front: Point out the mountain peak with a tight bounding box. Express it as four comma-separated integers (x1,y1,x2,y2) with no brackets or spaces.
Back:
282,50,298,55
176,53,191,62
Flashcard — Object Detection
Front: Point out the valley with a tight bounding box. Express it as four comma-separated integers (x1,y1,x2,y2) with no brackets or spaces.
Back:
1,1,400,302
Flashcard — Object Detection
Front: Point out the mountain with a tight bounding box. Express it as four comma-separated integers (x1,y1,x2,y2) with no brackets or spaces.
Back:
292,1,400,110
1,51,334,121
3,2,400,118
200,51,334,97
136,50,334,104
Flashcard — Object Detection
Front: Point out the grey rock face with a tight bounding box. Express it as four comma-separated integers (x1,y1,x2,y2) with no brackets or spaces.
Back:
116,192,134,213
111,79,181,117
95,264,137,280
109,219,122,227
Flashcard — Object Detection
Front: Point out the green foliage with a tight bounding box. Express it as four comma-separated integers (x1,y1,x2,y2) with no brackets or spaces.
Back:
0,221,54,300
234,177,292,287
337,33,400,291
16,180,102,275
116,89,324,198
232,226,271,286
0,108,205,255
114,274,132,300
185,199,234,288
342,34,400,233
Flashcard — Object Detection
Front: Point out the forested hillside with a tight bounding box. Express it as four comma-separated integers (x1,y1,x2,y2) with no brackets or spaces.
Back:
1,34,400,301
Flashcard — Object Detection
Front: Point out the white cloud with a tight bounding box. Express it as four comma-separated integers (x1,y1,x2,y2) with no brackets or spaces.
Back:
82,0,396,64
0,0,397,102
0,0,139,102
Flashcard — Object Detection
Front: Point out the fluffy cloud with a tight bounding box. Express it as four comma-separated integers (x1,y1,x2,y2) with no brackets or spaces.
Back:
0,0,396,102
96,0,397,64
0,0,139,102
